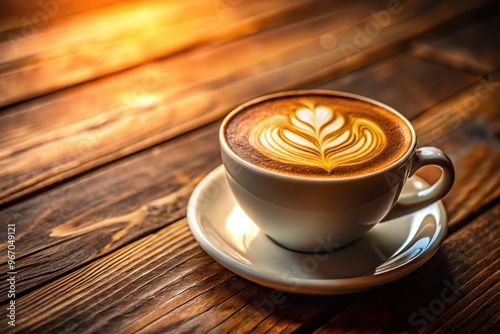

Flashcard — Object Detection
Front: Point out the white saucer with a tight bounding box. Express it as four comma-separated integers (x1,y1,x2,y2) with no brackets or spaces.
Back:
187,165,447,295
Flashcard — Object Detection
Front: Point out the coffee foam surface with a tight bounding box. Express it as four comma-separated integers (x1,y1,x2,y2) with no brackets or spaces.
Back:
225,95,412,177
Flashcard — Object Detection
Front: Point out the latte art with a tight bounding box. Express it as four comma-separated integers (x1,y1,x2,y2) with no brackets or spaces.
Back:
224,94,412,177
249,105,386,172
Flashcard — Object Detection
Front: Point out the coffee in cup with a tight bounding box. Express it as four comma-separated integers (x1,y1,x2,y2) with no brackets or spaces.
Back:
225,95,412,178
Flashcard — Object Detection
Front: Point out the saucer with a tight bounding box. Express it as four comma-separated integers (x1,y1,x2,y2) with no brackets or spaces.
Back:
187,165,447,295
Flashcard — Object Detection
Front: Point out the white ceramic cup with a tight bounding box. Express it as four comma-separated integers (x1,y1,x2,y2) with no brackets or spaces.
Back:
220,90,454,253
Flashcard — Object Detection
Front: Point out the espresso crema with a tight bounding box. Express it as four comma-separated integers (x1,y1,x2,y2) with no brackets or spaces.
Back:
224,94,413,177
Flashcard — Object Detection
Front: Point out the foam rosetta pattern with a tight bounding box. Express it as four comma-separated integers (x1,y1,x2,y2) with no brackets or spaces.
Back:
249,105,386,172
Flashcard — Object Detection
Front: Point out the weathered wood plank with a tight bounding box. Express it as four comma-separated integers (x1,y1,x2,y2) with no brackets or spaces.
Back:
0,121,222,301
0,0,361,107
318,55,476,119
412,12,500,75
9,203,499,333
0,0,491,206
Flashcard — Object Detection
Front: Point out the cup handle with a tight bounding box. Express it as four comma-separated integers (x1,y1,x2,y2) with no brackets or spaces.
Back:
382,147,455,221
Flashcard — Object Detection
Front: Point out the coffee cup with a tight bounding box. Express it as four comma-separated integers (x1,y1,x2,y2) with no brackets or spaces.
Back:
220,90,454,253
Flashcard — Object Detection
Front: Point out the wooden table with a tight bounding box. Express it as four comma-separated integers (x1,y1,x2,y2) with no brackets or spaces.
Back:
1,0,499,333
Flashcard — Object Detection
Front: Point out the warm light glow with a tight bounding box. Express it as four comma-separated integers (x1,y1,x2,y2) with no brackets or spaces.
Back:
225,205,259,252
133,95,157,108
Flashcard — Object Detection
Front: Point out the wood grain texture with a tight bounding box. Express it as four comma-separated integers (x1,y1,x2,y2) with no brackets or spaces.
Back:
318,54,476,119
0,0,492,206
412,12,500,75
0,0,363,107
9,204,499,333
0,121,221,301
